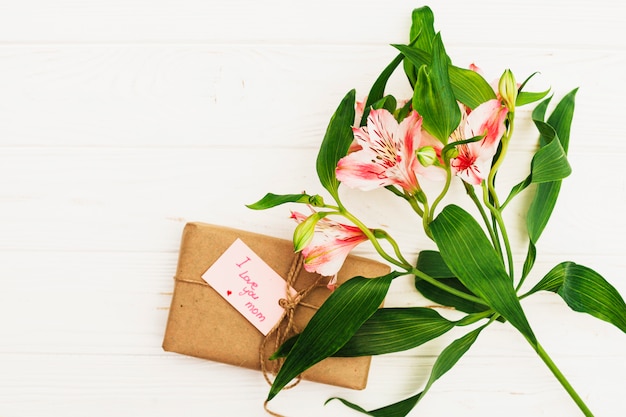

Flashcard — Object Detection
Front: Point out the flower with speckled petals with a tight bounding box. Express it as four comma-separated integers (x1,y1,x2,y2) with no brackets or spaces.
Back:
449,99,508,185
290,211,369,284
336,108,441,195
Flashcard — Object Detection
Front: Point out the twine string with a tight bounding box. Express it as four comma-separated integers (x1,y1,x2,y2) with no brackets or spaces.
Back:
173,252,329,417
259,252,324,388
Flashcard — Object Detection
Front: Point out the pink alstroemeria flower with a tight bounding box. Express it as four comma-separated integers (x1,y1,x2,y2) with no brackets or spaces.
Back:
290,211,369,285
336,109,441,194
449,99,508,185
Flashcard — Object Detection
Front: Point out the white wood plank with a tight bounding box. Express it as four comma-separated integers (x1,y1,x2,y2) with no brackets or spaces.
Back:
0,148,623,257
0,1,624,416
0,0,624,48
0,251,623,357
0,45,623,148
0,352,623,416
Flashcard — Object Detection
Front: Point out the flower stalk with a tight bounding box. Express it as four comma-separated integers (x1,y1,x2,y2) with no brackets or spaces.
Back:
533,343,594,417
249,7,623,416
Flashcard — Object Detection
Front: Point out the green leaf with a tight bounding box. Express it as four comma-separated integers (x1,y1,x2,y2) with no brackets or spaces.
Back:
394,99,413,123
334,307,455,356
415,251,498,318
515,72,550,107
267,272,397,401
403,6,436,87
360,53,405,126
410,6,436,53
316,89,356,202
430,205,536,345
517,89,550,107
412,33,460,143
394,44,495,109
521,241,537,281
412,325,485,403
370,95,398,115
448,65,497,109
502,120,571,206
274,307,456,358
527,89,577,244
546,89,577,152
327,325,485,417
527,262,626,333
527,182,561,245
530,124,571,183
246,193,324,210
416,250,454,278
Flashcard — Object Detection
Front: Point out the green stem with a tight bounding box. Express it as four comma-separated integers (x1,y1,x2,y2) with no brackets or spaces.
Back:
385,185,407,199
428,165,452,223
482,183,515,280
421,198,433,240
464,182,502,258
408,195,424,217
455,309,495,326
534,342,595,417
410,268,487,306
487,116,514,206
378,231,412,267
340,210,406,269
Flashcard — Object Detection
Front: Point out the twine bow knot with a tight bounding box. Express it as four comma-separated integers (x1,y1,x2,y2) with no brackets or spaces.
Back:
259,252,325,386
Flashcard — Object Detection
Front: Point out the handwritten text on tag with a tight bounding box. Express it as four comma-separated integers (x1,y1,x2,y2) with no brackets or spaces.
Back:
201,238,296,335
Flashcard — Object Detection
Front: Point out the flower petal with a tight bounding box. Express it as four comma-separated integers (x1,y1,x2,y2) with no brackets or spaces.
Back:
337,109,430,193
291,211,369,277
464,99,507,151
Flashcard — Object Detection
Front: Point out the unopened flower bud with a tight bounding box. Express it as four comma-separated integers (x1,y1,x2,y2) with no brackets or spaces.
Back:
416,146,437,167
292,212,322,252
498,69,517,111
443,146,459,161
307,194,325,207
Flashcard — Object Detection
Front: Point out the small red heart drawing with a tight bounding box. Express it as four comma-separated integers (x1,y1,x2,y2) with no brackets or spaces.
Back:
226,290,232,296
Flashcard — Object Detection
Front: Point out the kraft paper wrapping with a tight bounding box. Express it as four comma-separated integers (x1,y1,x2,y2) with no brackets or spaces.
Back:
162,222,391,389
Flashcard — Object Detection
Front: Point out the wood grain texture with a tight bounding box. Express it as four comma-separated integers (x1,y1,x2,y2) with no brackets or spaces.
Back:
0,1,624,416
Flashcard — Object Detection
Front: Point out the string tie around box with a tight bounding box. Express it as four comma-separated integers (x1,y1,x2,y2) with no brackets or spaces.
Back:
261,252,331,417
259,251,328,387
173,251,331,417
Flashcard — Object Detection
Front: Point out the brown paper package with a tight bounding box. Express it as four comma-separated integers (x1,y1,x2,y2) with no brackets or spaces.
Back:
162,222,391,390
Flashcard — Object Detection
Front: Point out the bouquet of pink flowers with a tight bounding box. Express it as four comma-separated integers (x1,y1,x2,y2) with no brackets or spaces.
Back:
249,6,625,416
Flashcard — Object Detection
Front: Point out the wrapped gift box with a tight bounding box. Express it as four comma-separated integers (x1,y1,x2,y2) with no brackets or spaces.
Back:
162,222,391,389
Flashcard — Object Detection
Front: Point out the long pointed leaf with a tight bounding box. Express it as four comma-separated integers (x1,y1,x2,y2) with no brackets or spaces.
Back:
410,6,436,53
412,33,460,143
334,307,455,356
530,121,571,183
403,6,436,87
327,325,486,417
415,251,497,317
360,53,405,126
502,120,571,205
448,65,497,109
430,205,536,344
517,89,550,107
267,272,397,401
272,307,455,358
394,44,495,109
522,90,577,279
316,89,356,202
527,89,577,244
246,193,324,210
528,262,626,333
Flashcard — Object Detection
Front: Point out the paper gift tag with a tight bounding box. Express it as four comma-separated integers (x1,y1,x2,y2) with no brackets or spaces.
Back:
201,238,297,335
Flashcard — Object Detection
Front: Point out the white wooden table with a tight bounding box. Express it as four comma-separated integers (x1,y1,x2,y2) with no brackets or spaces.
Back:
1,1,624,416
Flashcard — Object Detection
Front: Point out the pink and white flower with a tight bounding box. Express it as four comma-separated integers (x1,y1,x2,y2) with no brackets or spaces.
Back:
336,109,442,194
290,211,369,284
449,99,508,185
